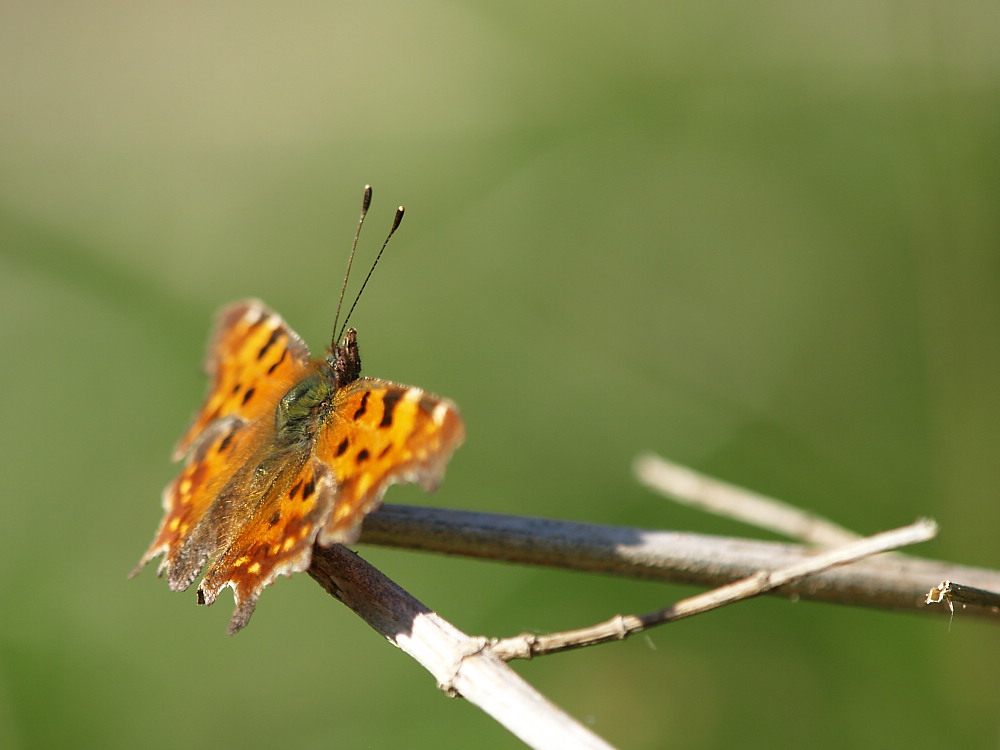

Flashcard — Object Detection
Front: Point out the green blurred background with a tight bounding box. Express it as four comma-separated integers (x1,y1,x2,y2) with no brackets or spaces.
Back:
2,2,998,748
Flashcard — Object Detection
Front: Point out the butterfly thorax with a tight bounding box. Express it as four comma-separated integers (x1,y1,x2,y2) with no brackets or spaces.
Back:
273,328,362,448
273,369,334,448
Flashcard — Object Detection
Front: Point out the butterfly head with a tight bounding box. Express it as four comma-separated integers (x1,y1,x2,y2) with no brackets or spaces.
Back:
328,327,362,388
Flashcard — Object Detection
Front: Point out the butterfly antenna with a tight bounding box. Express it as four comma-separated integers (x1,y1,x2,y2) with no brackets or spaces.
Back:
335,204,405,344
331,185,373,346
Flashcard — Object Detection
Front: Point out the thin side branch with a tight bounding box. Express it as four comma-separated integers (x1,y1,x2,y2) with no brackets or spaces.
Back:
308,545,616,750
634,453,860,545
490,519,937,660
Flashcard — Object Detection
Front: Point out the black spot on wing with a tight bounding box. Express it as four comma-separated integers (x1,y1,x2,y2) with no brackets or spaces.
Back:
380,388,405,427
257,327,281,360
352,391,370,420
217,427,237,454
266,347,288,375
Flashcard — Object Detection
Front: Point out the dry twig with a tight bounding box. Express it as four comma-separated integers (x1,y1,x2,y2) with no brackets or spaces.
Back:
489,519,937,660
308,544,615,750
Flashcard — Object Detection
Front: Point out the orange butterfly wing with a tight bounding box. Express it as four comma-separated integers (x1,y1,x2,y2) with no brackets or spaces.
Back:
316,378,465,546
173,300,311,460
197,454,336,633
132,300,311,588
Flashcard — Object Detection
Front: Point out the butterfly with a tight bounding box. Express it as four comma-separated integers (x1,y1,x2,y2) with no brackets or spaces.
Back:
132,189,464,633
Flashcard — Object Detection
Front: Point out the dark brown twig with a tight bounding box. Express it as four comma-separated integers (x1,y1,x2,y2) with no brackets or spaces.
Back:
361,505,1000,621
